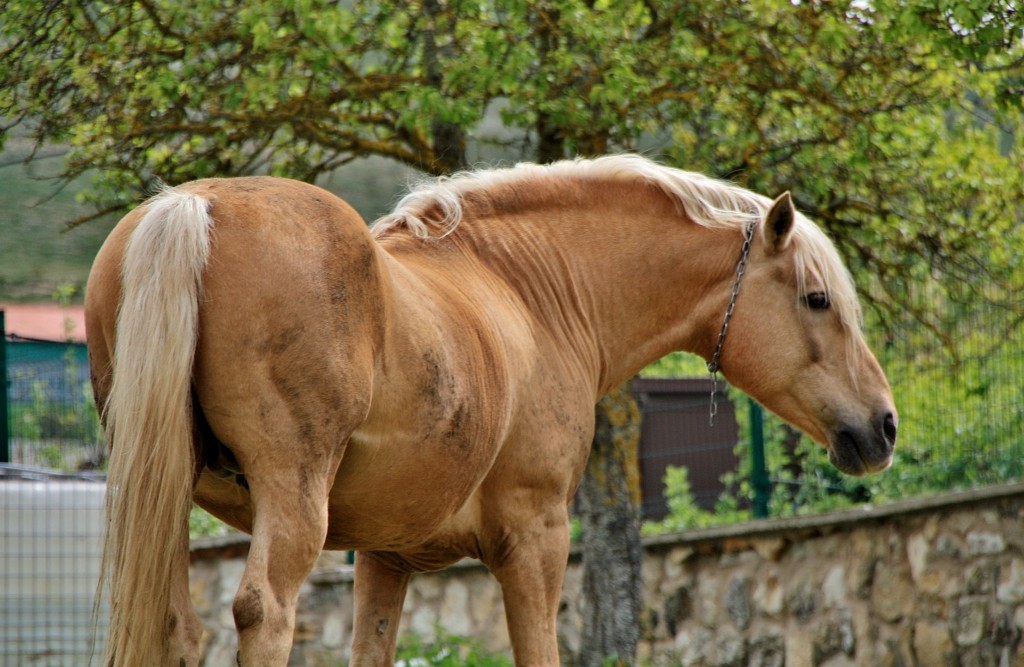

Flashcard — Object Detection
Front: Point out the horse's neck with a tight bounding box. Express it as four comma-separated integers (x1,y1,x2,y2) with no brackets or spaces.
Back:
456,184,741,394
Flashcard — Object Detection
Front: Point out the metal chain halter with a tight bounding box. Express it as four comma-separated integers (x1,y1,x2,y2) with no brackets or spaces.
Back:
707,221,757,426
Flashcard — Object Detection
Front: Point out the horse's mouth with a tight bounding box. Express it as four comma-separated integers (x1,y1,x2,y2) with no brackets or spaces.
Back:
828,414,897,477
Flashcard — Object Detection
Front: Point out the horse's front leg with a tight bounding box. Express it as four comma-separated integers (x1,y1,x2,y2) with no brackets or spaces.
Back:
349,551,413,666
483,503,571,666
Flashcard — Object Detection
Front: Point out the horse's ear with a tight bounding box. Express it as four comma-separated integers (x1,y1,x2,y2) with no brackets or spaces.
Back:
763,191,795,254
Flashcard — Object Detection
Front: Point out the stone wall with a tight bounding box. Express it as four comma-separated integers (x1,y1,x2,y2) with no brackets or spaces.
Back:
190,483,1024,666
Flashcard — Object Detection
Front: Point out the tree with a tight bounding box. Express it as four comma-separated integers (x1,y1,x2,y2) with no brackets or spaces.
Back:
662,1,1024,335
0,0,486,221
3,0,1021,321
3,1,1023,663
576,386,644,666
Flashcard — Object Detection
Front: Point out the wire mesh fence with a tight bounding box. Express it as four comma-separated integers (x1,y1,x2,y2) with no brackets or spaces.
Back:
2,309,1023,514
0,467,108,666
1,298,1022,662
704,297,1024,523
872,299,1024,495
3,339,103,473
1,333,108,666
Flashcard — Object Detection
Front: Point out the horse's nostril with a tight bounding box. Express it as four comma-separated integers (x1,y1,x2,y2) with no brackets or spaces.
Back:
882,412,897,447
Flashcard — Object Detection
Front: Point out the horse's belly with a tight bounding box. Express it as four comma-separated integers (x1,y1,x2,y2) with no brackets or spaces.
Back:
320,428,497,552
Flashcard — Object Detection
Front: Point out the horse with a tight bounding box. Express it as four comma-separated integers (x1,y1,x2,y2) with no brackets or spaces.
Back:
85,154,897,666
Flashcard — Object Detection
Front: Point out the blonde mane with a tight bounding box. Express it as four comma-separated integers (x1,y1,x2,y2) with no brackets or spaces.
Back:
372,154,862,337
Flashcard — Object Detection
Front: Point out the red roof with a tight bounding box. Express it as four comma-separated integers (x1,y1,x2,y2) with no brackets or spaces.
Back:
1,303,87,344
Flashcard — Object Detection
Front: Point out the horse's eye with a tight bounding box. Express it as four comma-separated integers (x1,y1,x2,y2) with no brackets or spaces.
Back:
804,292,831,311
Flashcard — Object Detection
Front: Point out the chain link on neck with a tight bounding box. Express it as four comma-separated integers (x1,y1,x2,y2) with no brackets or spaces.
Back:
707,221,756,426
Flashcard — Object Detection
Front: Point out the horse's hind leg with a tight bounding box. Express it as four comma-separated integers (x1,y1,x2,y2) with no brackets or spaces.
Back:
169,529,204,665
197,350,372,664
214,402,355,664
231,461,335,666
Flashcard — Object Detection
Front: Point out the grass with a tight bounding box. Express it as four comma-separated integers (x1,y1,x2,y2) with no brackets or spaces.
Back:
393,632,513,667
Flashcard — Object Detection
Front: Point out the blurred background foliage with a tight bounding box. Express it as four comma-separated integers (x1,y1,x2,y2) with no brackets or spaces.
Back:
2,0,1022,527
2,0,1021,328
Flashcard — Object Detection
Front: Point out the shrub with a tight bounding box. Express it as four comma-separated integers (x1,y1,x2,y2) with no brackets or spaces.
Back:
394,631,512,667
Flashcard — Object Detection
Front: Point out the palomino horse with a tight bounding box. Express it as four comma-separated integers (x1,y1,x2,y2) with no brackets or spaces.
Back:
86,154,897,665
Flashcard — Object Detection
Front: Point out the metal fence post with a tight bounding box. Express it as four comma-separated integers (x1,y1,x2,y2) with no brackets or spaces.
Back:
749,396,769,518
1,310,9,463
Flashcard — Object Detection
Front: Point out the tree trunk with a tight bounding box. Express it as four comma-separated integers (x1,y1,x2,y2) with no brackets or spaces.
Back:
577,384,643,667
422,0,467,173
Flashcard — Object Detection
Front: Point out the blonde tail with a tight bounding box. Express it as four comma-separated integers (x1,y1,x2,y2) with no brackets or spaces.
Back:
100,188,213,665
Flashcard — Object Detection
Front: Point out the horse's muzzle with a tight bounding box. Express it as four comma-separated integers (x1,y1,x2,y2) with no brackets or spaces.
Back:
828,410,897,476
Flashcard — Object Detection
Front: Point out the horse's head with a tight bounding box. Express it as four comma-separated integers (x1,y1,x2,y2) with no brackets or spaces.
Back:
716,192,897,476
